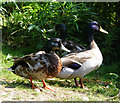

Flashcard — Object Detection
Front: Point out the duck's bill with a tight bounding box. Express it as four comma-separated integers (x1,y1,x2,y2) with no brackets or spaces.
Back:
100,26,108,34
60,44,71,52
47,27,55,32
7,68,14,72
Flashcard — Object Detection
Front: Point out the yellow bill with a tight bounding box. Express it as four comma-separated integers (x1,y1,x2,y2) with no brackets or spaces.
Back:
100,26,108,34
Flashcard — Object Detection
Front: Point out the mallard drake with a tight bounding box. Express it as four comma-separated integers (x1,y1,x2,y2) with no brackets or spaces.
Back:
8,38,70,91
56,21,108,88
48,24,87,87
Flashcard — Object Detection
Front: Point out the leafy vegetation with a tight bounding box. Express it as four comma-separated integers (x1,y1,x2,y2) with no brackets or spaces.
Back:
1,2,120,62
1,1,120,101
1,2,97,52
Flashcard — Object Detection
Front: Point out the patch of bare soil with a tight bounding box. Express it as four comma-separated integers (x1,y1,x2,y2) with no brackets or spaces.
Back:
0,80,87,101
1,79,118,101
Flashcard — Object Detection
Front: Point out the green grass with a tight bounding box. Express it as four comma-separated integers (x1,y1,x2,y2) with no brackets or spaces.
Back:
0,46,120,101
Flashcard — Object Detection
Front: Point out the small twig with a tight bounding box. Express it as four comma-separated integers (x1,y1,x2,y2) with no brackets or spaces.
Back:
10,29,23,35
106,90,120,100
82,78,110,85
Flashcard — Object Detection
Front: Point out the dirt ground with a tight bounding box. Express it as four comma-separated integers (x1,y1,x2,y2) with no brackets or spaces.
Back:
0,78,119,101
0,83,88,101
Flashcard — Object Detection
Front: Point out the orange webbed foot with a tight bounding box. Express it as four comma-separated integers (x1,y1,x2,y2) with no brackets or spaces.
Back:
42,80,55,92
